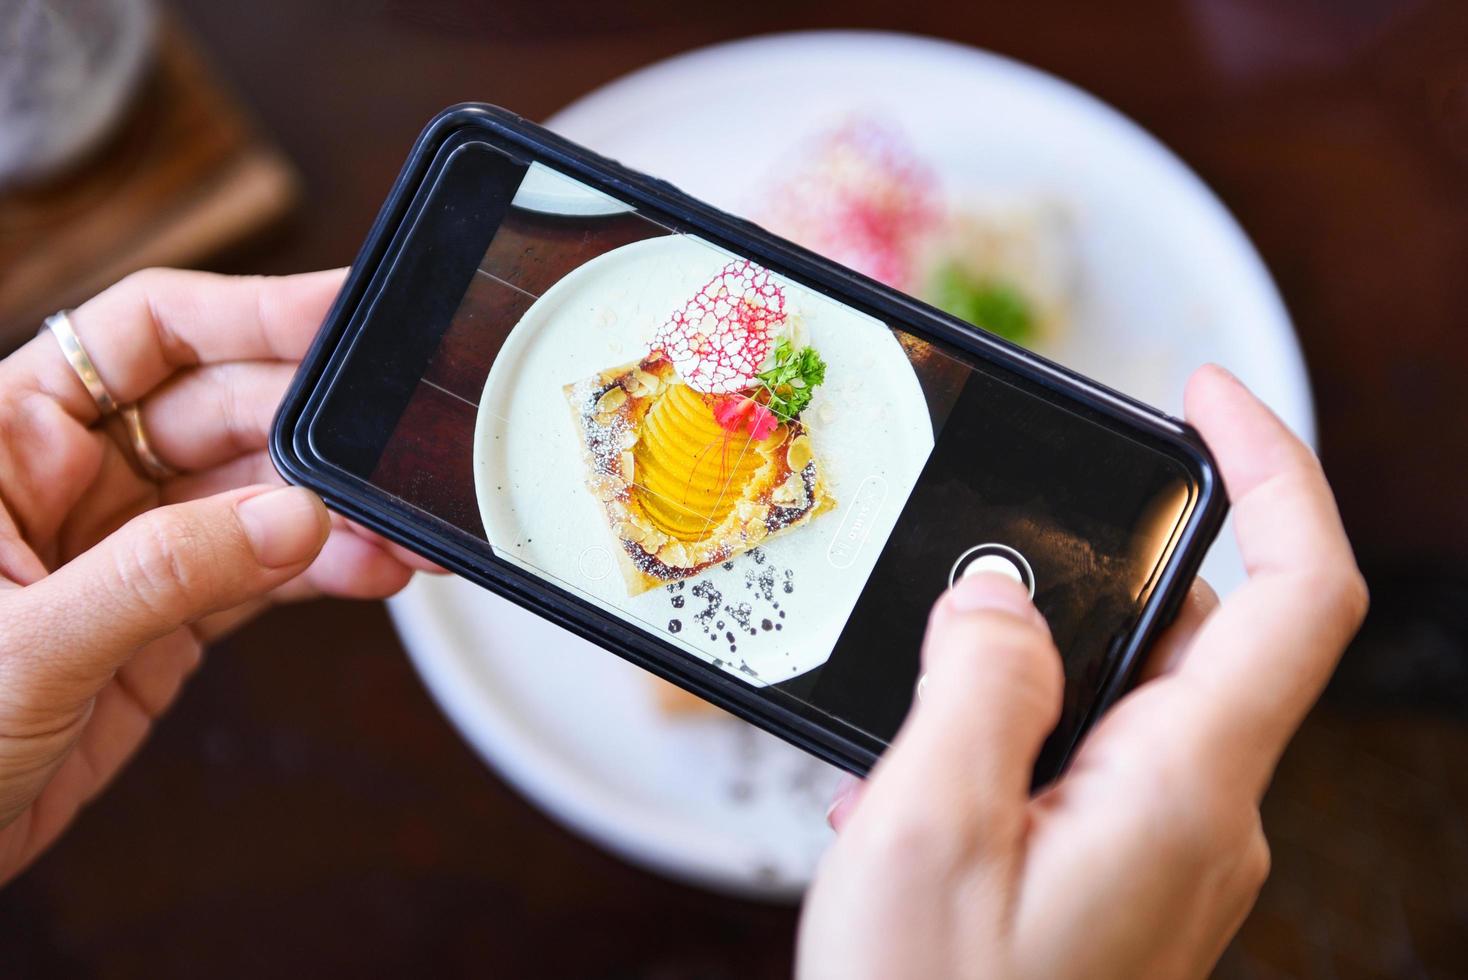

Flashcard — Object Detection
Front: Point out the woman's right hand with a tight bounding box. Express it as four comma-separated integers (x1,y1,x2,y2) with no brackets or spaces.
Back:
798,365,1368,979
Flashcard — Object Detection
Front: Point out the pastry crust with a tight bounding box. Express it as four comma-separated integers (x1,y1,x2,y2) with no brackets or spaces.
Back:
566,355,835,595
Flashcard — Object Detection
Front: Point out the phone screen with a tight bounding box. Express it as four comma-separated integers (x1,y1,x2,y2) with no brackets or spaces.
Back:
306,138,1197,765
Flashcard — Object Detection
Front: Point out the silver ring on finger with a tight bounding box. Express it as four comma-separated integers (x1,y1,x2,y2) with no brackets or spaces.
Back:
43,309,119,417
119,404,177,481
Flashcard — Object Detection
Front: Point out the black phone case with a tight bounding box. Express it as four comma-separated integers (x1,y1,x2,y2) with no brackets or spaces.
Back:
270,103,1229,779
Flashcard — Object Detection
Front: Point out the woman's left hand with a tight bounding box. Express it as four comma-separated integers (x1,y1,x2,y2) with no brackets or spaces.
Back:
0,268,432,883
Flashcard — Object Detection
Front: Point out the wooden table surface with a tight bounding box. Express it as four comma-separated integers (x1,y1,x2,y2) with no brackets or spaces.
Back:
4,1,1466,977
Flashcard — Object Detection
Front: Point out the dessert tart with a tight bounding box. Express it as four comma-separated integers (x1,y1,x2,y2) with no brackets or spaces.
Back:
566,259,835,596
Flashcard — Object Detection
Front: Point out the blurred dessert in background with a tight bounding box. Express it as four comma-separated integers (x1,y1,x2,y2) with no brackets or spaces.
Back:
760,118,1076,352
648,676,731,718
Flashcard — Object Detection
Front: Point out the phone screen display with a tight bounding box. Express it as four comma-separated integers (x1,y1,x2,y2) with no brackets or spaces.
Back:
306,139,1196,763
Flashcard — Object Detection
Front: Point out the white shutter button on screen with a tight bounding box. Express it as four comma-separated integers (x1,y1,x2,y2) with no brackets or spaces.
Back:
920,545,1038,704
948,543,1036,599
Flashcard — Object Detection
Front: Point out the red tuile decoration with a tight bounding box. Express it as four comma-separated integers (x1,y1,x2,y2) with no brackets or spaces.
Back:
650,259,786,395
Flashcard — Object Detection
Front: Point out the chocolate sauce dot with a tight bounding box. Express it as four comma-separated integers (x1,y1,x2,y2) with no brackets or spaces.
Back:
668,620,682,633
779,610,786,619
716,621,724,630
775,623,782,631
725,631,735,644
729,644,737,653
671,595,685,609
761,619,773,631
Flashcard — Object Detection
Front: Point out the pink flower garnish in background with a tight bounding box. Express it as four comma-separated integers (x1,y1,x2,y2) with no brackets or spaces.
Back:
761,119,940,291
650,259,787,395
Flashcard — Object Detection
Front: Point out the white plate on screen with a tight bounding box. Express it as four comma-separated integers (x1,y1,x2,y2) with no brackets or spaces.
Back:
510,161,635,216
389,31,1315,899
471,233,933,688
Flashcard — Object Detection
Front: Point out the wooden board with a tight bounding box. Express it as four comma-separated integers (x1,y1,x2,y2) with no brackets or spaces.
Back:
0,20,298,348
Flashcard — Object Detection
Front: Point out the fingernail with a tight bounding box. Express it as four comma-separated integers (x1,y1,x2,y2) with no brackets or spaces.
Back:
1206,362,1245,388
947,571,1035,614
825,774,860,830
236,487,328,568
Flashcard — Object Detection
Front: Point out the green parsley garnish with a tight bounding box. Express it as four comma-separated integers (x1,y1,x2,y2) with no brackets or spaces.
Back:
755,338,827,421
929,264,1035,346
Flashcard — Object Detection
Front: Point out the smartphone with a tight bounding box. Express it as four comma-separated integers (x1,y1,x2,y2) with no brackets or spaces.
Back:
272,104,1226,781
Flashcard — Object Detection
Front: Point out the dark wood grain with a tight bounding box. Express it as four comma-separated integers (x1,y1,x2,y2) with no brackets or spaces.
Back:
374,207,671,534
422,209,665,402
3,1,1466,977
372,381,484,536
0,21,298,346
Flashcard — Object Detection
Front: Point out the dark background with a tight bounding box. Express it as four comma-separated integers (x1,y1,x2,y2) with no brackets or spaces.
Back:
3,1,1466,977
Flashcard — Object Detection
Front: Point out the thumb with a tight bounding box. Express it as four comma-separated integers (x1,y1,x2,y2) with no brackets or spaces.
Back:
7,485,328,704
853,573,1064,847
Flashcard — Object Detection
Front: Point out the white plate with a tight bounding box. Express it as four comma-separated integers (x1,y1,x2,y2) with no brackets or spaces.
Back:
391,575,841,898
390,31,1315,899
510,161,634,216
472,234,933,687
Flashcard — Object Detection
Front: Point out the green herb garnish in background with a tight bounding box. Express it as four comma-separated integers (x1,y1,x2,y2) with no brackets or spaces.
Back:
756,338,827,421
929,264,1035,346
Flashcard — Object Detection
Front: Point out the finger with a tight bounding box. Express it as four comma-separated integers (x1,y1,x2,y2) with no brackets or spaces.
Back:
191,531,418,644
165,454,416,607
160,450,444,573
0,485,328,719
293,530,415,600
191,534,415,645
1172,366,1368,791
13,268,344,424
344,522,449,573
17,630,206,856
1137,577,1219,683
159,448,282,505
192,599,270,644
137,361,294,471
0,391,115,569
113,618,205,721
52,431,155,566
850,573,1064,854
826,773,865,832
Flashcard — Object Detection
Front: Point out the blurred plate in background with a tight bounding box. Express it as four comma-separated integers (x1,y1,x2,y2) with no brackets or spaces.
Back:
389,30,1314,899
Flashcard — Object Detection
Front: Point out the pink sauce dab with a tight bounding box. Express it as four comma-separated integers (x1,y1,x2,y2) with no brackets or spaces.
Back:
650,259,787,395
